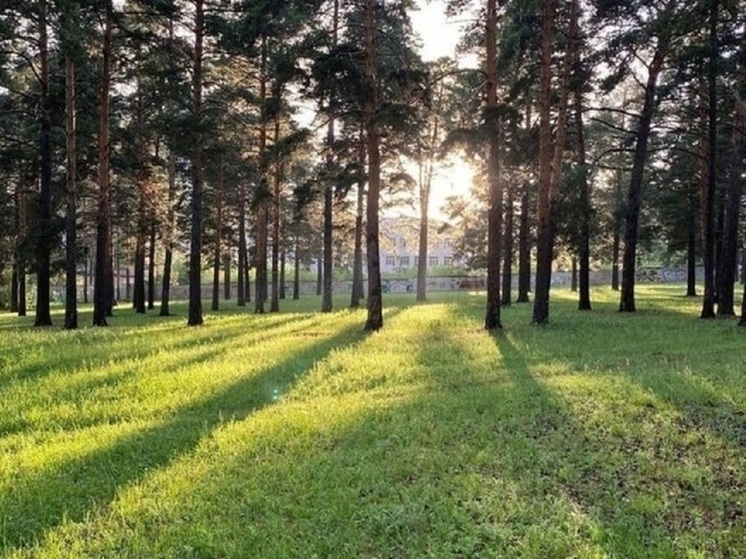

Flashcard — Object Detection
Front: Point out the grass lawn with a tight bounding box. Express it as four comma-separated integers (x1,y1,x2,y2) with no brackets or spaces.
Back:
0,285,744,558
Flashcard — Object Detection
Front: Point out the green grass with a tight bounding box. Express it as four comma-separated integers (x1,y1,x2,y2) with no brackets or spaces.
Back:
1,286,744,558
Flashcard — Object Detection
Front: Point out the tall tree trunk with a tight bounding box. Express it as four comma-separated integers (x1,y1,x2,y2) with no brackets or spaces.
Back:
160,152,176,316
12,188,23,314
417,84,440,303
321,141,334,312
280,249,286,299
517,183,531,303
322,0,339,314
484,0,503,330
271,117,282,313
147,221,155,309
718,12,743,316
293,235,300,300
115,229,121,302
237,186,247,306
82,250,88,305
18,247,27,316
533,0,577,325
501,182,513,306
316,256,322,296
134,229,146,314
188,0,205,326
212,155,224,312
224,254,231,300
363,0,383,331
416,161,430,303
134,90,148,316
35,0,53,327
619,44,667,312
93,0,114,327
63,5,78,329
574,86,592,310
10,265,18,314
611,172,621,291
701,0,718,319
244,242,251,303
532,0,556,325
351,129,366,308
687,194,698,298
255,37,269,314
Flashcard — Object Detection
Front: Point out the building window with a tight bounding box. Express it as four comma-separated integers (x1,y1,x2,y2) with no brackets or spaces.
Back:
429,256,439,266
400,256,410,267
444,256,452,267
385,256,396,267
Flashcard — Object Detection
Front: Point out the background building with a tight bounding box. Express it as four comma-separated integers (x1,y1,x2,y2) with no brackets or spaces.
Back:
379,216,460,274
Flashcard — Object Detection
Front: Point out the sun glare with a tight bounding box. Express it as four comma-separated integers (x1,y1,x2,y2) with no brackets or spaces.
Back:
430,157,477,217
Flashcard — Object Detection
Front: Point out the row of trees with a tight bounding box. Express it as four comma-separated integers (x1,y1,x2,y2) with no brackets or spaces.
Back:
1,0,745,331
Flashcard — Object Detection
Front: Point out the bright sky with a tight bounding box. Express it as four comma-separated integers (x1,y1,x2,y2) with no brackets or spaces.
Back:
410,0,460,61
393,0,477,221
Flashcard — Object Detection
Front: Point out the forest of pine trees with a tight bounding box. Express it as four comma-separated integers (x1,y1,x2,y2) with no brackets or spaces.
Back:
0,0,745,330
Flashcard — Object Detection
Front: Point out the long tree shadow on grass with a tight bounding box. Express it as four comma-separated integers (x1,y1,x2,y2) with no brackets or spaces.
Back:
55,305,741,558
0,315,370,554
412,307,739,557
412,312,679,557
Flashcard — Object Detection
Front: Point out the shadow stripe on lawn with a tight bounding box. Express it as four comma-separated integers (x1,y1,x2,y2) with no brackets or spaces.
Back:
0,316,367,554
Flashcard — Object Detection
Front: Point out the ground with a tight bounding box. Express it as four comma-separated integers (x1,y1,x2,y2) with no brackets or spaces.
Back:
0,286,744,558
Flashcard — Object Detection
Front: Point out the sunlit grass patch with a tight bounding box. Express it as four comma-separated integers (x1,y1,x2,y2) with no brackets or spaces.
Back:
1,286,744,558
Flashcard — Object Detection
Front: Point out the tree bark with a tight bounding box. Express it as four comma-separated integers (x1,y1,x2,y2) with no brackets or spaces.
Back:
82,251,88,305
254,37,269,314
501,181,513,307
619,44,667,312
10,264,18,314
237,185,247,306
417,82,440,303
293,235,300,300
351,129,366,308
224,254,231,300
212,155,224,312
484,0,502,330
134,227,146,314
63,4,78,329
574,86,592,310
271,117,283,313
687,202,698,297
533,0,558,325
35,0,53,327
363,0,383,331
147,221,156,309
93,0,114,327
187,0,205,326
160,151,176,316
316,254,322,296
701,0,718,319
280,249,286,299
517,183,531,303
322,0,339,314
416,167,430,303
611,175,621,292
718,13,744,316
534,0,579,324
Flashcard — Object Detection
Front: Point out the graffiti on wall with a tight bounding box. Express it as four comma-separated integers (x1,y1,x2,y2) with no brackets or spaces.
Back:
635,267,689,283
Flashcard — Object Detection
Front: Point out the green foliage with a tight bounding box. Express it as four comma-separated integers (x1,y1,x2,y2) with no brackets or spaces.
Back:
2,287,743,557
